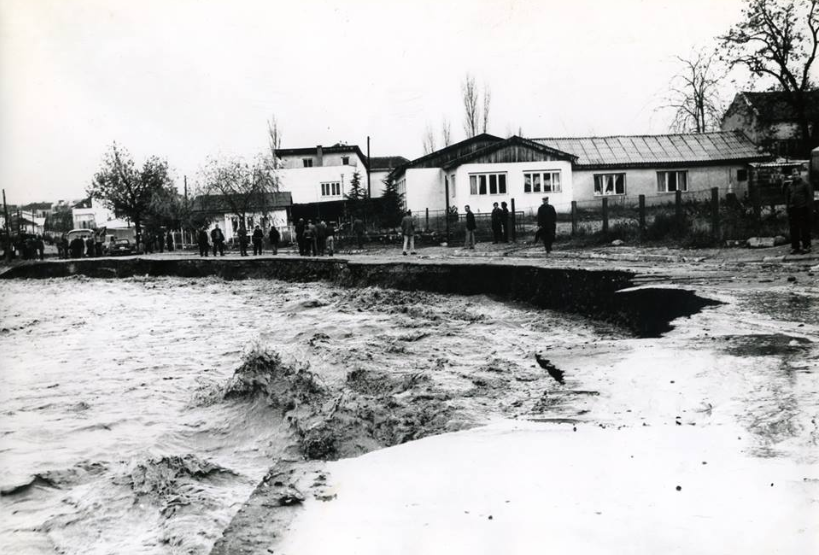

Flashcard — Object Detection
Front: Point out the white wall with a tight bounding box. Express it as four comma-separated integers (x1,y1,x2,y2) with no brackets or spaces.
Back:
278,165,366,204
278,152,365,170
207,209,289,241
369,170,390,198
405,168,445,214
452,161,574,214
572,165,748,205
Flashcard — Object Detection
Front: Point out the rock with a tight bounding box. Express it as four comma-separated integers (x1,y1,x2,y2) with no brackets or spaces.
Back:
787,276,797,283
774,235,788,246
611,240,624,246
747,237,776,248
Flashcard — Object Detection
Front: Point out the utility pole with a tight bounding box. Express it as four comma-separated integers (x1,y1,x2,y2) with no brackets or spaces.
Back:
3,189,11,261
366,136,371,199
183,175,188,245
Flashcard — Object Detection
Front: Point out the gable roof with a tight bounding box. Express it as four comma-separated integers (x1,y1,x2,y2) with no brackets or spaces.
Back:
442,136,577,170
391,134,504,178
737,91,819,123
369,156,410,171
532,131,768,169
191,192,292,213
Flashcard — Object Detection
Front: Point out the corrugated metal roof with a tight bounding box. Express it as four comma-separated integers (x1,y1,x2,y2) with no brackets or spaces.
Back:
532,131,766,168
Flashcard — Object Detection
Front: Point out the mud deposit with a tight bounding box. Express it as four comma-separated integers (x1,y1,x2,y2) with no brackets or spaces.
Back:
0,277,612,554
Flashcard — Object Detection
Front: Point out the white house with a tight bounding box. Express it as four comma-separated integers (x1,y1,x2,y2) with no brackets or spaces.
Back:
72,197,115,229
276,144,369,205
192,192,293,242
392,131,769,215
369,156,410,198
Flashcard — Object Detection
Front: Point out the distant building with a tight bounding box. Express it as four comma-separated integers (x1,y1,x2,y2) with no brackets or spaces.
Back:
72,197,115,229
721,91,819,158
369,156,410,198
392,131,769,215
191,192,292,242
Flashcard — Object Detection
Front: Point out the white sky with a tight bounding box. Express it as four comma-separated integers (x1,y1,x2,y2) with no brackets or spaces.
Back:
0,0,748,204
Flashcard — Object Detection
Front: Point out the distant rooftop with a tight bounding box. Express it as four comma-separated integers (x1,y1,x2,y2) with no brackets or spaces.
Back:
369,156,410,171
533,131,768,168
737,90,819,123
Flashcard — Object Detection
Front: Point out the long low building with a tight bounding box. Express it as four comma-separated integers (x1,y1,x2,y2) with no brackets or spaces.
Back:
392,131,770,215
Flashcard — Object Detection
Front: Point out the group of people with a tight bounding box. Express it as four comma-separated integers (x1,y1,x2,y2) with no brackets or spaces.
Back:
294,218,336,256
463,197,556,253
195,224,281,257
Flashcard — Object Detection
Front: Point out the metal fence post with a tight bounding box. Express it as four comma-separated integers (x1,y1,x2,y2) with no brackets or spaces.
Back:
711,187,720,241
638,195,646,239
571,201,578,236
602,197,609,235
425,207,429,231
675,190,682,226
510,198,517,242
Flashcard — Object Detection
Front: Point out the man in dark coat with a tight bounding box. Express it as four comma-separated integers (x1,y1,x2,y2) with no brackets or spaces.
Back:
304,220,317,256
269,225,280,255
295,218,306,255
252,225,264,255
464,205,476,249
491,202,503,243
501,201,510,242
537,196,557,254
211,225,225,256
316,221,328,256
197,228,210,257
238,225,249,256
166,231,174,252
785,170,813,254
70,236,85,258
85,235,95,258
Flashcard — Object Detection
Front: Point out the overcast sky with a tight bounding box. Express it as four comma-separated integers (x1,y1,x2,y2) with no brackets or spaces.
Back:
1,0,749,204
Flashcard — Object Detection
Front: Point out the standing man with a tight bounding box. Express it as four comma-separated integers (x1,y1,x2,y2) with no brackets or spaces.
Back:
401,209,416,255
85,235,95,258
785,168,813,255
501,201,510,243
269,225,280,255
491,202,503,243
252,225,264,255
295,218,306,256
238,224,249,256
316,220,328,256
305,219,317,256
537,196,557,254
464,205,476,249
353,217,365,250
211,224,225,256
197,228,210,257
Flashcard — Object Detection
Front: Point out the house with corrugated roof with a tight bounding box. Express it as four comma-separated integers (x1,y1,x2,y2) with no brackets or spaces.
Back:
721,91,819,158
391,131,769,215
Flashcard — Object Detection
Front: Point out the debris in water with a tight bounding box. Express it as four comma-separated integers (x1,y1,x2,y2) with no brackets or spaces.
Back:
535,353,565,385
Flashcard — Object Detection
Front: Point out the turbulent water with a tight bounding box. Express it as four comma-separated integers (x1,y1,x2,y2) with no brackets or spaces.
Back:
0,276,598,554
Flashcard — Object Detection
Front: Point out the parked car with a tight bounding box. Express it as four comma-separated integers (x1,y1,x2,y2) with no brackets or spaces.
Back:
107,238,135,256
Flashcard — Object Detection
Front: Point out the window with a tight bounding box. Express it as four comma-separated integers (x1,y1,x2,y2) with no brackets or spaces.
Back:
469,173,507,195
524,171,562,193
593,173,626,196
321,181,341,197
303,159,313,168
342,156,350,165
737,169,748,181
657,170,688,193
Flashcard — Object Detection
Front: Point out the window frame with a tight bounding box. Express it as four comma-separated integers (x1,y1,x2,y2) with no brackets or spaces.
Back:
468,172,507,196
523,170,562,193
341,156,350,166
593,173,626,197
320,181,342,197
303,158,314,168
656,170,688,193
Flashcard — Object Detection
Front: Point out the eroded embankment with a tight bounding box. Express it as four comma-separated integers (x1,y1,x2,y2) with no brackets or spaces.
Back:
0,257,719,337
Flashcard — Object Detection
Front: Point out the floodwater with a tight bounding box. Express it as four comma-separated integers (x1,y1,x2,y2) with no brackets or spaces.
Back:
1,275,817,554
0,276,601,554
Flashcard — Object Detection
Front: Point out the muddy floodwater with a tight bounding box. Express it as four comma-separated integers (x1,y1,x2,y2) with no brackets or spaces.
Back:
1,274,817,554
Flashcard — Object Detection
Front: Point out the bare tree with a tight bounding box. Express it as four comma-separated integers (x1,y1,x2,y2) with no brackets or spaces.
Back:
441,118,452,147
422,123,437,155
482,83,492,134
663,49,725,133
197,152,279,230
720,0,818,144
462,73,480,138
267,115,282,169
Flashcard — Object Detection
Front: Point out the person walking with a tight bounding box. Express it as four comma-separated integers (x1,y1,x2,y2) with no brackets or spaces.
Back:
501,201,510,242
464,205,476,249
268,225,280,255
353,218,365,249
252,225,264,255
238,225,249,256
537,196,557,254
401,210,416,255
295,218,306,256
197,228,210,257
491,202,503,243
211,224,225,256
785,169,813,255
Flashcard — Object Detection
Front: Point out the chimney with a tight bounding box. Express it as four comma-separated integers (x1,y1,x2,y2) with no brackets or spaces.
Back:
316,145,323,167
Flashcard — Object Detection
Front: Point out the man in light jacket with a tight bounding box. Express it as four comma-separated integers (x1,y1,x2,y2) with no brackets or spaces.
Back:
401,210,416,256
